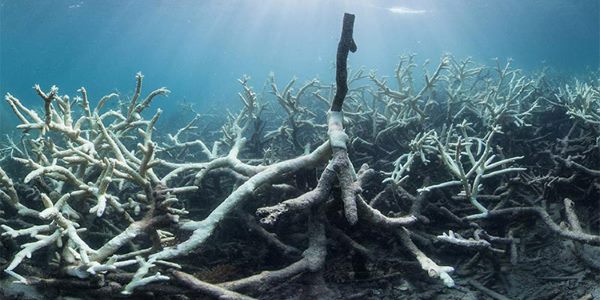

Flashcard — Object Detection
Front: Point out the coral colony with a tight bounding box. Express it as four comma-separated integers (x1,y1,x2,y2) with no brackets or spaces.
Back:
1,13,599,299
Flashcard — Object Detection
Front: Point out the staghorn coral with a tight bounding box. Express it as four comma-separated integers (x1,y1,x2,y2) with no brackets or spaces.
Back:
1,73,194,285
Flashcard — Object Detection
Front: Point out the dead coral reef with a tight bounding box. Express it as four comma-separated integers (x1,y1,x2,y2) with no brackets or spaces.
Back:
1,13,600,300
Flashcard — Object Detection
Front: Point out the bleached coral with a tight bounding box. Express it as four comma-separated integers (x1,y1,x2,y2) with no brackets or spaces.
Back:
1,50,600,299
1,74,193,284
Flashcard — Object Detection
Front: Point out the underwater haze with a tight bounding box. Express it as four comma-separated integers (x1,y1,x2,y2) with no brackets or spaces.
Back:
1,0,598,119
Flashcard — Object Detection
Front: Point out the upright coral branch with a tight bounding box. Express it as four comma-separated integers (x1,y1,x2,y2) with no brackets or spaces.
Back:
327,13,361,225
34,84,58,132
331,13,357,112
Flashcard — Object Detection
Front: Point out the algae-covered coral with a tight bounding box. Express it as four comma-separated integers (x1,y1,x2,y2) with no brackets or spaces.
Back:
1,13,600,300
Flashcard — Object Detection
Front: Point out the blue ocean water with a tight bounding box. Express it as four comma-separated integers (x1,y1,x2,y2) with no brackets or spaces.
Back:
0,0,598,127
